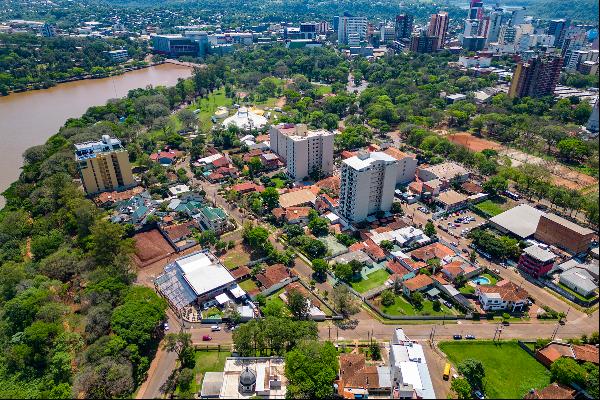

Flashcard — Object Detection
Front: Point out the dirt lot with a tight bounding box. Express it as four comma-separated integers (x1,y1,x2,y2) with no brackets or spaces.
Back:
446,132,598,191
133,229,176,268
447,132,502,152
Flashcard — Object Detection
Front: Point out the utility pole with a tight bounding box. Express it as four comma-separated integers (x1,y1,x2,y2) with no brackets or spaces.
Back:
551,307,570,341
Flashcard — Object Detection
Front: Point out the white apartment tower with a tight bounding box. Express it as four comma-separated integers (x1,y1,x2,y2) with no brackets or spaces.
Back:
338,16,367,45
338,151,399,222
269,123,334,180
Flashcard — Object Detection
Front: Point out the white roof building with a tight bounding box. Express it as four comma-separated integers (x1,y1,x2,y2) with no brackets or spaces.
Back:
223,107,268,131
489,204,545,239
369,226,430,248
390,329,436,399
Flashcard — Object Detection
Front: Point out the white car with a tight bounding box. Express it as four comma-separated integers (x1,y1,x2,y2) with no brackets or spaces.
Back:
164,322,170,331
211,325,221,332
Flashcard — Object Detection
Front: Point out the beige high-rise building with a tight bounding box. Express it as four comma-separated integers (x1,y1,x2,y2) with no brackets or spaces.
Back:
269,123,334,180
75,135,135,194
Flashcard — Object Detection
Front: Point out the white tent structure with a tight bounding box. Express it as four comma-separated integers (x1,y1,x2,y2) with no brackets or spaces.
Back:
223,107,267,131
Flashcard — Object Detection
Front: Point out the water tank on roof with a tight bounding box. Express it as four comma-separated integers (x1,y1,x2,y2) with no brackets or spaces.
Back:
102,134,110,144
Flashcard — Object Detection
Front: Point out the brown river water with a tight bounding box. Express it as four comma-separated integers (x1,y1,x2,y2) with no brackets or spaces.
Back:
0,63,193,207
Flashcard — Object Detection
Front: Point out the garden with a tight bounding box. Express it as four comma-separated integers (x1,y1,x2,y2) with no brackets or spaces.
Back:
374,291,457,316
175,350,231,398
350,269,391,293
439,341,551,399
474,197,515,217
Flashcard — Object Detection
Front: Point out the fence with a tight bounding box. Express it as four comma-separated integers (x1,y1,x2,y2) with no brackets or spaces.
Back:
544,280,599,308
363,297,467,320
517,340,536,356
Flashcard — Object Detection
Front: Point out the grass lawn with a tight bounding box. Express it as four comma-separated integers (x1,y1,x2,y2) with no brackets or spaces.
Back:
238,279,259,293
191,88,233,127
380,295,455,316
222,249,251,269
475,199,506,216
459,285,476,295
176,350,231,397
204,307,223,318
351,269,391,293
481,273,498,285
439,341,551,399
313,84,332,95
271,177,286,188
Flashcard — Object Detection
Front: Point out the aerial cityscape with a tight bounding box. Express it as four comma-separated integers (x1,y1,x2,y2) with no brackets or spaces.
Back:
0,0,599,398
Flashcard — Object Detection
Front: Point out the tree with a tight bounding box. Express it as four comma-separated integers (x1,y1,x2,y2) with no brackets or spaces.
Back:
380,240,394,251
285,341,339,399
111,287,167,349
178,109,197,130
247,156,263,177
334,263,354,282
451,377,472,399
177,368,194,392
380,289,395,306
469,250,477,263
261,187,280,210
262,300,286,318
410,292,424,310
550,357,587,387
163,332,192,361
287,289,309,320
458,358,485,389
312,258,328,279
424,221,436,237
391,201,404,215
369,342,381,360
242,224,270,251
285,224,304,238
332,285,360,317
89,220,134,267
308,217,329,236
432,299,442,312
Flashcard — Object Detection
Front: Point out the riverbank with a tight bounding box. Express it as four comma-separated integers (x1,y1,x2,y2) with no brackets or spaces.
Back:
0,62,194,208
3,61,158,96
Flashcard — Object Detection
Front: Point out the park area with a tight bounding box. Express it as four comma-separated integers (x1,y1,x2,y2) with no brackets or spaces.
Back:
439,341,551,399
446,132,502,152
351,269,391,293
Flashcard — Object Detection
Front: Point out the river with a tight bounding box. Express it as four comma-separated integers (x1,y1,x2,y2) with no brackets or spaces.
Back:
0,63,193,207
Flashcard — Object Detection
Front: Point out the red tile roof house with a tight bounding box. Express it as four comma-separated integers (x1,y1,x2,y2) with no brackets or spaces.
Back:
272,207,312,224
255,264,293,294
402,274,434,296
476,281,529,312
440,260,480,282
231,182,265,194
523,383,576,399
536,342,599,368
337,353,390,399
150,149,184,165
349,239,386,262
410,242,456,262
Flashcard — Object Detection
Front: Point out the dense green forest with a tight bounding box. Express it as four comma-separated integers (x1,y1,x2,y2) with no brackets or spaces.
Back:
0,34,148,94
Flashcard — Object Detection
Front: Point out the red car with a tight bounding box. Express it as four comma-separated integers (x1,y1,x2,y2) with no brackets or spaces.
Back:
202,335,212,341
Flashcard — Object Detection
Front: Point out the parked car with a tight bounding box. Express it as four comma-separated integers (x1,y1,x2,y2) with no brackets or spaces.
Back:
453,334,463,340
202,335,212,341
444,301,453,308
164,322,169,331
502,321,510,326
466,334,476,340
474,390,486,399
211,325,221,332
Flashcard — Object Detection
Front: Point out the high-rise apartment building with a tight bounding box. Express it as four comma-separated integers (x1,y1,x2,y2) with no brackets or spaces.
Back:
508,56,563,98
486,8,505,43
395,14,414,40
338,151,399,222
410,30,439,53
269,124,334,180
75,135,135,194
337,15,367,45
427,12,449,49
548,19,569,48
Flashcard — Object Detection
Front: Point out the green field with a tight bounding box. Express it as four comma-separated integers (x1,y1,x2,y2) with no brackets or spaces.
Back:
351,269,391,293
270,177,287,188
238,279,259,293
475,198,514,217
380,294,454,316
191,88,233,127
221,249,251,269
439,341,551,399
176,350,231,397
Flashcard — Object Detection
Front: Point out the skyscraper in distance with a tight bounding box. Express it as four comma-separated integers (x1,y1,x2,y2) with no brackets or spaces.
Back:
508,56,563,98
395,14,414,40
428,12,449,49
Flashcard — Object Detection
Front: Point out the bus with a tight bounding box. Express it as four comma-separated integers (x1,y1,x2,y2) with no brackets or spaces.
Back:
443,363,451,380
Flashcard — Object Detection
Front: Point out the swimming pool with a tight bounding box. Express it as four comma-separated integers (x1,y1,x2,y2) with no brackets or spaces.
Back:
471,276,491,285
